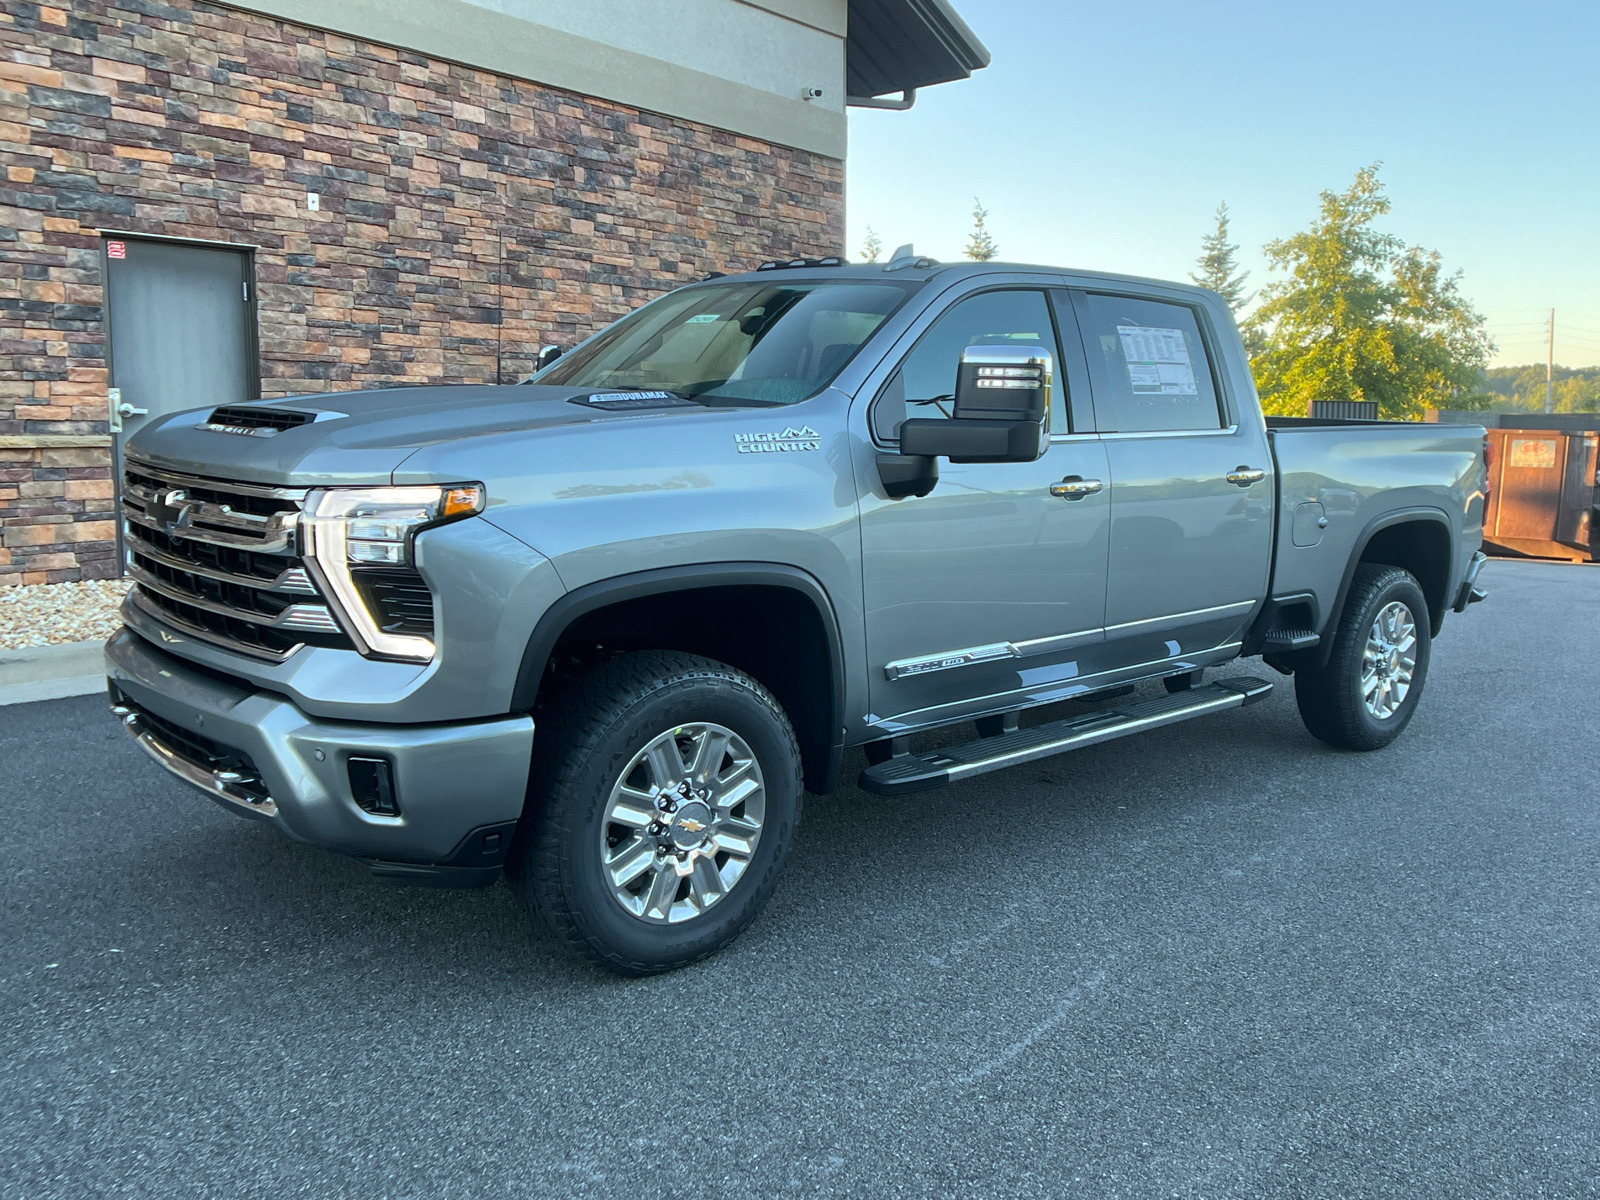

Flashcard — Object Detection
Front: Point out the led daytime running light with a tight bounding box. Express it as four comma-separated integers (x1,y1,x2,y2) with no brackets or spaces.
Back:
302,484,484,661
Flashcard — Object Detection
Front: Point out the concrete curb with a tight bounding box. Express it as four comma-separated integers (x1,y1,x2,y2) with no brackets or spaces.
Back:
0,640,107,707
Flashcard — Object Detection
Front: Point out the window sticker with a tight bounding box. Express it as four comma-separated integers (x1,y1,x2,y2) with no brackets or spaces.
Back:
686,313,721,323
1508,438,1557,469
1117,325,1197,396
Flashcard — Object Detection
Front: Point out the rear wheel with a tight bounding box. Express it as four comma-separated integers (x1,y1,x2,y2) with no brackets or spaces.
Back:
506,651,803,975
1294,564,1431,751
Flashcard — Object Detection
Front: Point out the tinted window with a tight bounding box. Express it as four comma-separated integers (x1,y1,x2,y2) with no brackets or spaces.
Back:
535,281,914,406
873,290,1061,440
1079,294,1222,432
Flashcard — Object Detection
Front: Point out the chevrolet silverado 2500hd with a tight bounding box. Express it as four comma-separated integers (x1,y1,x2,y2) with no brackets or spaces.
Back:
105,257,1488,973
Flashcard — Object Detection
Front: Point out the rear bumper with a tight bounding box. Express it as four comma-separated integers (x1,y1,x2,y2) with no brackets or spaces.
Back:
1453,549,1489,613
105,628,534,884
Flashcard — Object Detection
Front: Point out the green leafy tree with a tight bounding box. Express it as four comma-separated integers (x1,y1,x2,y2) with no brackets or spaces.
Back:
965,198,999,261
860,226,883,264
1245,165,1494,419
1191,202,1252,313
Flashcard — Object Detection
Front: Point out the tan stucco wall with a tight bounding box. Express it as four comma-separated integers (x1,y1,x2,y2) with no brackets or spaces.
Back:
224,0,850,157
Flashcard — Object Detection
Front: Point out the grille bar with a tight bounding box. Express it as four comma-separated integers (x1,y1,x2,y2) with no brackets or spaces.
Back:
121,456,354,660
128,587,304,662
129,537,317,595
123,452,308,502
127,561,341,633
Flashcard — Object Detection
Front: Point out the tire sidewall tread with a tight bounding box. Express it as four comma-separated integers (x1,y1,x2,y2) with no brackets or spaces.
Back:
1294,564,1432,751
506,650,803,975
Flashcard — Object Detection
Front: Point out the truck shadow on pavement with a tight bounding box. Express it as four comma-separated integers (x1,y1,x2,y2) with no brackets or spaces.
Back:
14,675,1351,996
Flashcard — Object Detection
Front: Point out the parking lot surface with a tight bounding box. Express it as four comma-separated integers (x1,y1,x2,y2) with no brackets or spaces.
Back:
3,560,1598,1198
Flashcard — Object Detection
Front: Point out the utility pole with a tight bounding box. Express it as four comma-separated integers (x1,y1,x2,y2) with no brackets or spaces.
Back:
1545,308,1555,414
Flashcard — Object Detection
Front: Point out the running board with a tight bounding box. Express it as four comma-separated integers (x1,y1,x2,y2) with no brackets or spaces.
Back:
858,676,1274,796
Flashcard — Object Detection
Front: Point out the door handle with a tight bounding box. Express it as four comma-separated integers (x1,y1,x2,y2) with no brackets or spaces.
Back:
117,402,148,418
1049,476,1103,500
1226,467,1266,487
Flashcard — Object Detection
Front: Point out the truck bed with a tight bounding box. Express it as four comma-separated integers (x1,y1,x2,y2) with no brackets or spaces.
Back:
1267,419,1484,635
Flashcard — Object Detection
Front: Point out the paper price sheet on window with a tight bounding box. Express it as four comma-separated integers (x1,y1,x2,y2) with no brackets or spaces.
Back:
1117,325,1197,396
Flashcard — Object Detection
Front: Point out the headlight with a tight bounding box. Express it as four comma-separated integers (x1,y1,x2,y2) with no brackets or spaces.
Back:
302,484,484,662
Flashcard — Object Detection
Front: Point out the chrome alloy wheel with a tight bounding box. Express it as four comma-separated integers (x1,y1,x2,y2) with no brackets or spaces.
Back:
598,723,766,924
1361,600,1418,720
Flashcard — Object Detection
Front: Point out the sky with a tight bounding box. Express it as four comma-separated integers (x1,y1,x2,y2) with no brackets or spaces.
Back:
844,0,1600,369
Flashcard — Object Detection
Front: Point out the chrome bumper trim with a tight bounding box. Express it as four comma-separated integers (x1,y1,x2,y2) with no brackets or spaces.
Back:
111,704,279,818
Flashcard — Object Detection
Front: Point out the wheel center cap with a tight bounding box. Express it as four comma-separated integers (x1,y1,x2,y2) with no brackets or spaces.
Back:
670,800,713,849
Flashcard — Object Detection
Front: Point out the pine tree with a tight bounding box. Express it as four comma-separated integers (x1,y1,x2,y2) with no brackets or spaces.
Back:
964,198,998,261
860,226,883,264
1191,202,1252,312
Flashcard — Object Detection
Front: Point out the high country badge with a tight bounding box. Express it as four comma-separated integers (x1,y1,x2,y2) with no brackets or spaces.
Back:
734,426,821,454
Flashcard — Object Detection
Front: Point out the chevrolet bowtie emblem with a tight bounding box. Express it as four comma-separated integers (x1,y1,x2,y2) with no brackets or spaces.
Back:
148,488,191,531
676,817,706,833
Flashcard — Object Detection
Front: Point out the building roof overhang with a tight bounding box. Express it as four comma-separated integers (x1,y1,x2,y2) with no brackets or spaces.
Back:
846,0,990,101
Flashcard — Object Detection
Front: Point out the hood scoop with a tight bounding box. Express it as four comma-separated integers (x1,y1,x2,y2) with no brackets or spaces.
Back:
200,405,347,437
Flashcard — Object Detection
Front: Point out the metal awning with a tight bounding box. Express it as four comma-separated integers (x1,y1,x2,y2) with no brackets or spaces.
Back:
846,0,990,103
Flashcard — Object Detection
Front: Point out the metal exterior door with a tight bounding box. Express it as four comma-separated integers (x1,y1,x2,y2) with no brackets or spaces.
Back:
859,287,1110,729
106,237,257,445
1072,290,1273,669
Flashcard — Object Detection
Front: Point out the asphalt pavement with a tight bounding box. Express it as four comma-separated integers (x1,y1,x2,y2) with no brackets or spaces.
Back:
3,559,1598,1199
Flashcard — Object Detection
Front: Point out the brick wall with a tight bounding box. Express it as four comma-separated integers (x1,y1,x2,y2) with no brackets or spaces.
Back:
0,0,845,584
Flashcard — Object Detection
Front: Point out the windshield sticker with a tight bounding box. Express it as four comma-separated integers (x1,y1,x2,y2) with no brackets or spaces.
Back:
686,313,721,323
735,426,821,454
1117,325,1198,396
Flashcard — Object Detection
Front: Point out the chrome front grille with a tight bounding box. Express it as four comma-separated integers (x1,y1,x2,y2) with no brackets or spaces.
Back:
121,454,353,660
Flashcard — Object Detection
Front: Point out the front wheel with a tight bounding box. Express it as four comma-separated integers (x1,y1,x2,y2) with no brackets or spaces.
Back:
505,651,803,975
1294,564,1432,751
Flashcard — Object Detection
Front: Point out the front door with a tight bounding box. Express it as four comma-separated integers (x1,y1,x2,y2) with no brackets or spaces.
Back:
106,236,258,468
860,288,1110,728
1071,290,1273,669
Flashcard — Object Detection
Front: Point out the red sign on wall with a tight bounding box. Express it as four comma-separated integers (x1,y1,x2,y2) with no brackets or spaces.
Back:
106,240,126,259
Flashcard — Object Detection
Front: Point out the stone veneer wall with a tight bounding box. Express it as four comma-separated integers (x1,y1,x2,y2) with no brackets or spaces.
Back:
0,0,844,583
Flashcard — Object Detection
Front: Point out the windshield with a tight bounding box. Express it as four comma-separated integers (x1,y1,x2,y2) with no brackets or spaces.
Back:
532,279,916,406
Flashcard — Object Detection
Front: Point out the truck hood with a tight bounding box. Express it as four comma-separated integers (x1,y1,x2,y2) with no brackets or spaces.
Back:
124,385,765,487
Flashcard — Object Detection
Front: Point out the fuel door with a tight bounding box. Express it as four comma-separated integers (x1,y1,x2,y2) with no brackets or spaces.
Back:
1292,501,1327,547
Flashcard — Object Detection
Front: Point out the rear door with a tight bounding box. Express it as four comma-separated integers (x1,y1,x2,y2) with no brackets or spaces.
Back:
859,285,1110,726
1071,290,1273,669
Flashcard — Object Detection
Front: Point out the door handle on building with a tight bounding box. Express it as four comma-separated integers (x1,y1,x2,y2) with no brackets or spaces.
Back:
1049,476,1103,500
1226,467,1266,487
117,402,148,418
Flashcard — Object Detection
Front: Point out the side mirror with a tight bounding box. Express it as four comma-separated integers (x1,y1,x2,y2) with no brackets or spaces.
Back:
898,345,1050,464
536,344,564,371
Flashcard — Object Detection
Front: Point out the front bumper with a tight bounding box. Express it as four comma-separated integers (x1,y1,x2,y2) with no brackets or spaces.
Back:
105,628,534,884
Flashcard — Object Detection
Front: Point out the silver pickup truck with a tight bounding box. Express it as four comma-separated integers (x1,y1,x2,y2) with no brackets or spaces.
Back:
106,257,1488,973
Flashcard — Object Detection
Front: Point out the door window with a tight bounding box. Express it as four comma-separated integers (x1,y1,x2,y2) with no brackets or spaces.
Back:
873,289,1064,440
1078,294,1223,433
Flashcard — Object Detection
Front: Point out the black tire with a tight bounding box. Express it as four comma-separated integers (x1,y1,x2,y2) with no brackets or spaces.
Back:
1294,564,1432,751
505,651,803,975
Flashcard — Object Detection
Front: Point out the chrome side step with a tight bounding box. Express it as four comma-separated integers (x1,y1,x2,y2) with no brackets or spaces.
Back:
858,676,1274,796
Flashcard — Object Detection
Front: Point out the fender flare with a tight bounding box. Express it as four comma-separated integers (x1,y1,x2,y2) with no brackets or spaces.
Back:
1314,507,1455,667
510,562,847,792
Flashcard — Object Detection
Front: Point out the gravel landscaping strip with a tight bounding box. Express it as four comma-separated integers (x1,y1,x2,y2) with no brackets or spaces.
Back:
0,579,133,650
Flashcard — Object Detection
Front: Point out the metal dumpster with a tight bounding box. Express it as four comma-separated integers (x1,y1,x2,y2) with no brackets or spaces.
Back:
1432,411,1600,562
1484,427,1597,561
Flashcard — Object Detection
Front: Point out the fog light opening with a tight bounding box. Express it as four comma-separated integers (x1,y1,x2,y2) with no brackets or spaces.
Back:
348,756,399,816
